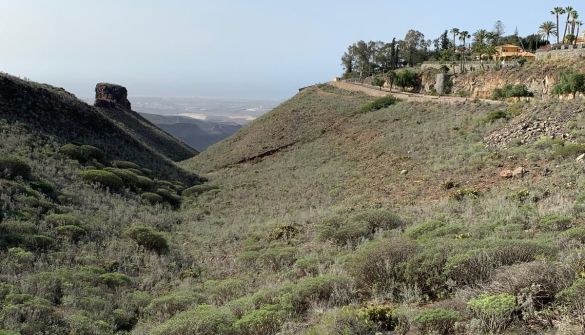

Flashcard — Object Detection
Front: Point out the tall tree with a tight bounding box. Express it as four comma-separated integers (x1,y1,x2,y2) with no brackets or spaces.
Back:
341,46,356,75
539,21,557,44
551,7,566,44
401,30,428,67
576,21,583,45
563,6,574,43
493,20,506,43
459,31,471,48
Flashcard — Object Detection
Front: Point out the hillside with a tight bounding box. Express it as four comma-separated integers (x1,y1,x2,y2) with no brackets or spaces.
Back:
180,84,585,334
0,74,198,182
139,113,241,151
5,76,585,335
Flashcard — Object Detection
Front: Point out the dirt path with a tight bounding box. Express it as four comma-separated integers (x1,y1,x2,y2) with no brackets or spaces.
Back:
330,80,503,105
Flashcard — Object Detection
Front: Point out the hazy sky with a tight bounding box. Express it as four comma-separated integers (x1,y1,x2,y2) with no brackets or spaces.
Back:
0,0,575,99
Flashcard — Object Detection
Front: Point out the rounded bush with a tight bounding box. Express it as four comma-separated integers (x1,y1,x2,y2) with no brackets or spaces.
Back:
146,291,204,321
141,192,164,205
0,157,31,180
111,160,140,170
468,293,516,333
136,175,155,191
155,188,181,207
537,215,573,232
99,272,132,289
124,226,169,254
44,213,80,227
307,307,375,335
54,225,86,241
78,170,124,191
413,308,459,335
60,144,104,163
104,168,139,187
150,304,236,335
235,306,287,335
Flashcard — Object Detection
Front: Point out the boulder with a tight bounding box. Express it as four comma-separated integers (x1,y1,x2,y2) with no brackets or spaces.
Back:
500,169,513,178
94,83,131,110
512,167,526,178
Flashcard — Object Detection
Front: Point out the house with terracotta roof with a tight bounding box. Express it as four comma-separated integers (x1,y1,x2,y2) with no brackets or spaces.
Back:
494,44,535,61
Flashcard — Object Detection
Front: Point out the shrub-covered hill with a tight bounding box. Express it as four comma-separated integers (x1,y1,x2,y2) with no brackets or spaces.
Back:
178,84,585,334
0,73,197,183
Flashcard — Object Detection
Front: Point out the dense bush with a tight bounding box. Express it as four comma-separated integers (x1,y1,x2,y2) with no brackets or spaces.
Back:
59,143,105,163
99,272,132,289
150,305,236,335
413,308,459,335
111,160,140,170
155,188,181,208
0,157,31,180
395,69,418,90
54,225,86,241
146,291,204,321
135,175,156,191
44,213,80,227
347,237,418,296
306,307,376,335
141,192,164,205
285,275,354,315
124,226,169,254
492,84,533,100
556,278,585,311
537,214,573,232
553,69,585,98
318,210,404,246
404,220,464,240
482,110,510,123
235,305,286,335
443,240,554,286
78,170,124,191
359,96,399,113
468,293,516,333
104,168,139,188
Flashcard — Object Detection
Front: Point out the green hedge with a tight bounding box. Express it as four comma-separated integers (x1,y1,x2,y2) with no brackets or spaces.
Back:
78,170,124,191
124,226,169,254
0,157,31,180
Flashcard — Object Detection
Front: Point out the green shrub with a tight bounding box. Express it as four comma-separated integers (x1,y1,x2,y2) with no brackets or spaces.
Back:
0,330,21,335
78,170,124,191
371,76,386,89
53,225,86,241
0,157,31,180
359,304,397,331
257,245,297,271
492,84,533,100
150,304,236,335
146,291,204,321
306,307,376,335
99,272,132,289
444,240,554,286
405,220,447,239
318,210,403,246
482,110,509,123
124,226,169,254
235,305,286,335
553,69,585,98
285,275,354,315
182,184,218,197
155,188,181,207
347,238,418,295
44,213,80,227
359,95,399,113
537,214,573,232
59,144,105,163
104,168,139,188
136,175,155,191
556,278,585,312
413,308,459,335
111,160,140,170
561,227,585,243
29,179,56,197
141,192,164,204
25,234,55,250
468,293,516,333
395,69,418,90
204,278,248,305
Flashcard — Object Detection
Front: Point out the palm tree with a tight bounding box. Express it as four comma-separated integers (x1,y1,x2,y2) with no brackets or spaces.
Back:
563,6,574,43
539,21,557,44
450,28,460,61
473,29,488,47
551,7,566,44
575,20,583,45
459,31,471,48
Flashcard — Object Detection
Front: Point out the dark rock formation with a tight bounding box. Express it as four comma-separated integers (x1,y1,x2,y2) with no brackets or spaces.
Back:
95,83,131,110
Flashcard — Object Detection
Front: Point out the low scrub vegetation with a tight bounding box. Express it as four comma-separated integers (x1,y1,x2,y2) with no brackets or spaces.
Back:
359,95,399,113
491,84,533,100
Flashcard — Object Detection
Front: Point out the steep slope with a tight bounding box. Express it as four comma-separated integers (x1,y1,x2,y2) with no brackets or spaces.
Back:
0,74,198,183
139,113,241,151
